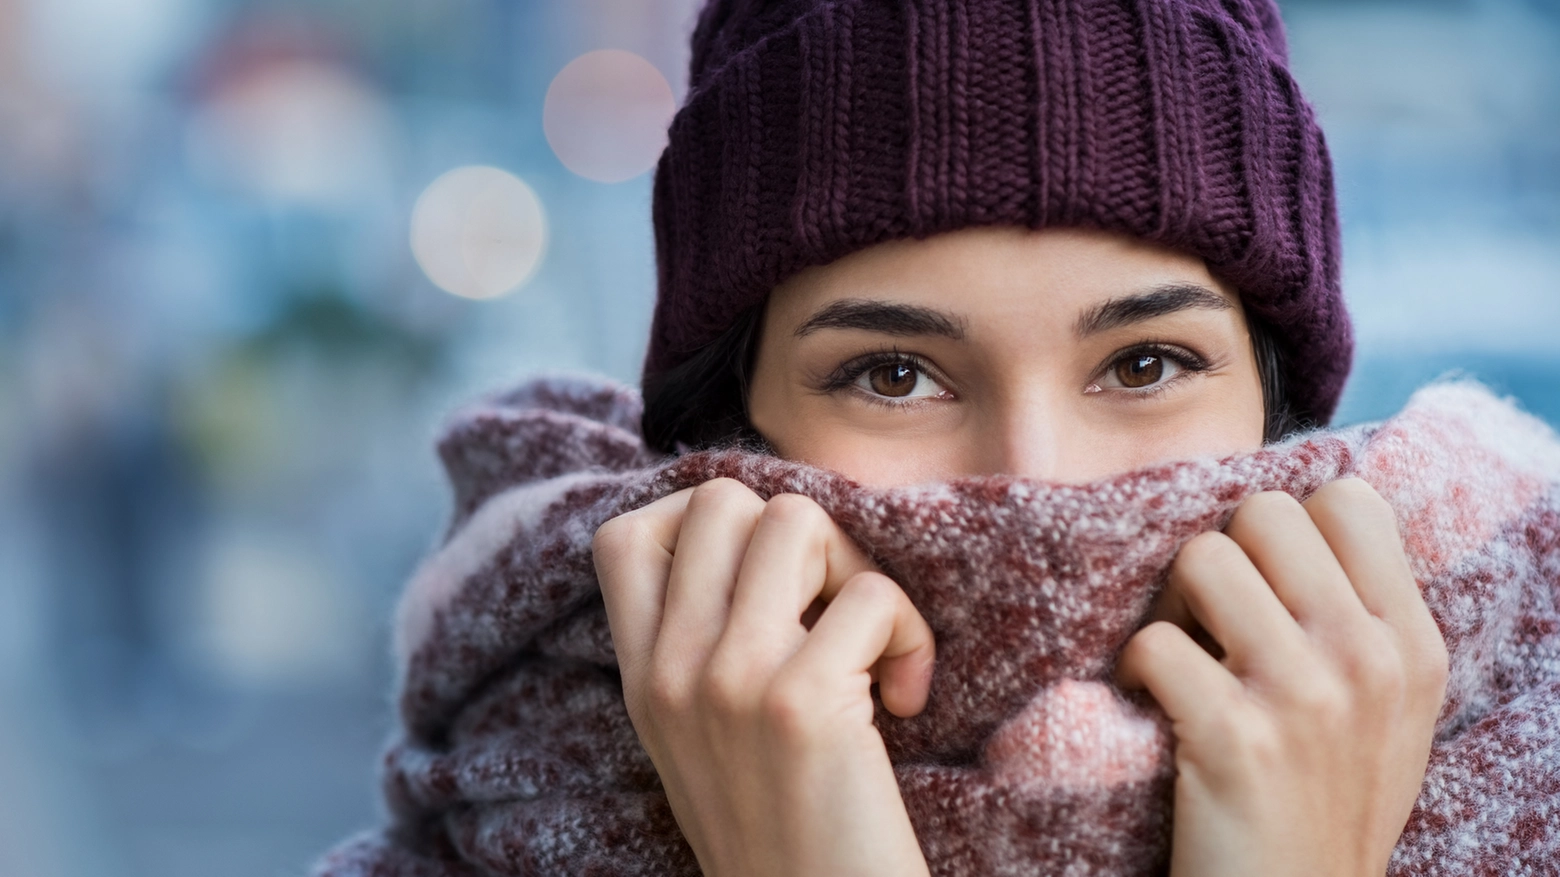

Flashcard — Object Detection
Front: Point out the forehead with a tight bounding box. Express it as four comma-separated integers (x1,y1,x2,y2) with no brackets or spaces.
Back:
766,225,1240,329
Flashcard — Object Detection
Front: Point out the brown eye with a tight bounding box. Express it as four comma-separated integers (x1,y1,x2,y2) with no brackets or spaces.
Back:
844,356,949,403
1115,354,1164,388
868,363,919,397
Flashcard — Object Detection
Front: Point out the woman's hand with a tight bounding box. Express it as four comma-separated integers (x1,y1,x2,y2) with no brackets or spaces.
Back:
592,478,936,877
1117,477,1450,877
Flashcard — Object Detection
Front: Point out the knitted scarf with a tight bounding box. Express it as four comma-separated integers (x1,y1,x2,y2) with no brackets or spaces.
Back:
315,376,1560,877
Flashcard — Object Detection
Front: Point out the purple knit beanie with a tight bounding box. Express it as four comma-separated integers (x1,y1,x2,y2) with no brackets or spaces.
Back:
646,0,1351,426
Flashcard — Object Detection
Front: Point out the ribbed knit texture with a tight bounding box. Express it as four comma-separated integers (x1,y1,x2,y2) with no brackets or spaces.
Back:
646,0,1351,425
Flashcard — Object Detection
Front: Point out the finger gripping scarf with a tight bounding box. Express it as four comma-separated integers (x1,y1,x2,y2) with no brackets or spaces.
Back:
316,377,1560,877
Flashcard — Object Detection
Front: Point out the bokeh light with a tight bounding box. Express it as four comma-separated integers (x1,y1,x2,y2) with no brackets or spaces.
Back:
543,49,676,183
410,166,548,300
186,60,394,206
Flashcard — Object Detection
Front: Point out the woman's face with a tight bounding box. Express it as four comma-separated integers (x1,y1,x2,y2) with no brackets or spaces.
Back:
748,225,1267,488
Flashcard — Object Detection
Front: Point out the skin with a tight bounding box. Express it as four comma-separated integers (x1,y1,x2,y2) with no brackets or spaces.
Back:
593,226,1449,877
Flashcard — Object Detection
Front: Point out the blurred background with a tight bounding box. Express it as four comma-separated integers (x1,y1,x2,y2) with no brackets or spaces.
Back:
0,0,1554,874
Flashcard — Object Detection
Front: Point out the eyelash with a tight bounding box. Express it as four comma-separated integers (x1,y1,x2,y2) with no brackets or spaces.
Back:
817,343,1213,407
1094,342,1214,399
817,348,948,409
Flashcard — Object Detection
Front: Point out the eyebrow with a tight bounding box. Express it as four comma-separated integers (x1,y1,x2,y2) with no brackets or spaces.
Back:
791,284,1230,341
793,298,967,340
1073,283,1233,337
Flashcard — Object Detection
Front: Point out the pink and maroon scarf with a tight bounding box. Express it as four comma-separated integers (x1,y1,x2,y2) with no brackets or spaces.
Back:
315,376,1560,876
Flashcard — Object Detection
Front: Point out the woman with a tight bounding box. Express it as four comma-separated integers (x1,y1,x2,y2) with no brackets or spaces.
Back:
591,1,1445,874
317,1,1507,875
596,226,1448,875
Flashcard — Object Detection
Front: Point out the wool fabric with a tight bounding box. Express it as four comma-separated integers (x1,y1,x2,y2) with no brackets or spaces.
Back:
645,0,1351,426
314,375,1560,876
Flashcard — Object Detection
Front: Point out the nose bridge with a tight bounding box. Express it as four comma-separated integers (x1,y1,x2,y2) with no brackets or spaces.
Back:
990,388,1062,481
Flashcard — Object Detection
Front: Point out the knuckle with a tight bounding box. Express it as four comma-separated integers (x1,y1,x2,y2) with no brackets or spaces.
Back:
1289,675,1352,728
1246,489,1303,514
842,569,898,605
1130,620,1182,658
1175,530,1243,570
760,673,822,740
1199,704,1280,769
1119,622,1188,682
1228,490,1303,532
643,663,694,719
763,492,829,529
592,513,631,551
1344,641,1409,698
1317,476,1383,505
592,513,644,564
697,653,753,715
689,477,755,510
1310,477,1397,523
1231,721,1285,773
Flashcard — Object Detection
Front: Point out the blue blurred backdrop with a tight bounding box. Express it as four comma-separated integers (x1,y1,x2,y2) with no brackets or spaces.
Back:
0,1,1555,875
